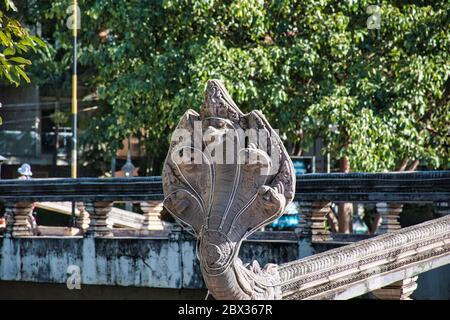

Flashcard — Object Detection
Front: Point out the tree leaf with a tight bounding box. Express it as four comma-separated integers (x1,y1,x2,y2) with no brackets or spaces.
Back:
15,65,30,83
7,0,17,12
0,31,9,45
9,56,31,65
3,47,15,56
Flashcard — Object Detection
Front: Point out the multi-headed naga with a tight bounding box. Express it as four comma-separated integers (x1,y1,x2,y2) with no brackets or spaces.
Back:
162,79,295,299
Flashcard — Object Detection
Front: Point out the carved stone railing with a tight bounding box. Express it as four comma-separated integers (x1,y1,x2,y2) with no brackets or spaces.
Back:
34,201,164,232
0,177,166,237
0,173,448,298
1,171,447,202
279,214,450,299
0,176,164,202
1,173,447,238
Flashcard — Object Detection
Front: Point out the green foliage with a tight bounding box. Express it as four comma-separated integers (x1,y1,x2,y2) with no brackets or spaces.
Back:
0,0,45,86
0,0,46,127
25,0,450,173
50,109,69,126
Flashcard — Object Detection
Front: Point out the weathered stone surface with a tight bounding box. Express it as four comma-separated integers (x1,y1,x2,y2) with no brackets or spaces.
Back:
76,202,90,233
374,202,418,299
300,201,332,242
0,171,449,203
162,79,296,300
0,236,298,290
372,276,418,300
85,201,114,237
12,201,34,237
376,202,403,234
141,201,165,231
1,79,449,299
279,214,450,300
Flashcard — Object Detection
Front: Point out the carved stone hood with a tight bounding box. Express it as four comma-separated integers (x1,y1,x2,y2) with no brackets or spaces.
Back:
162,79,296,299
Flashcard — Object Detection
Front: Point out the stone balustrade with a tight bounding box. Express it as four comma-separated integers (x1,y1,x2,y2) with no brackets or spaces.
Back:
140,201,165,231
0,171,447,241
280,214,450,300
0,171,448,299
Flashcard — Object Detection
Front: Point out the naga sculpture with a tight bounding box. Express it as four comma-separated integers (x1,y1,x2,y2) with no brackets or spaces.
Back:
162,79,295,299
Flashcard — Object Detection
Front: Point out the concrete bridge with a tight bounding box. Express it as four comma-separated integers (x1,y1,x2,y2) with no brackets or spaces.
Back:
0,171,449,299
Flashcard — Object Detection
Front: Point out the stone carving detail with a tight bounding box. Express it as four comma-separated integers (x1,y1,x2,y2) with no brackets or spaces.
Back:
300,201,332,242
12,201,34,237
76,202,91,233
140,201,165,230
376,202,403,233
372,276,418,300
3,202,15,237
162,79,296,300
279,214,450,299
85,201,114,237
374,202,418,299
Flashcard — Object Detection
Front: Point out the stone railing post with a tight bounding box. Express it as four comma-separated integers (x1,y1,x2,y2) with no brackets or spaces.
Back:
373,202,418,299
11,201,34,237
298,201,332,259
3,201,14,238
76,202,90,233
372,276,418,300
169,224,182,241
376,202,403,234
300,202,312,239
85,201,113,237
301,201,332,242
140,201,164,230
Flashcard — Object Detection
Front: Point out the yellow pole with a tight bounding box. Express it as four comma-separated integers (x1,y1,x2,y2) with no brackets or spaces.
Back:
70,0,78,226
71,0,78,179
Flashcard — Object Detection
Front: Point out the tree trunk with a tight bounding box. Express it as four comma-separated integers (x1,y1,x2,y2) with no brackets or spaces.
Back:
338,156,353,233
406,159,419,171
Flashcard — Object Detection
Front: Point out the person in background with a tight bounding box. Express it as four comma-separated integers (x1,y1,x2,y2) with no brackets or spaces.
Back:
18,163,33,180
17,164,38,234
